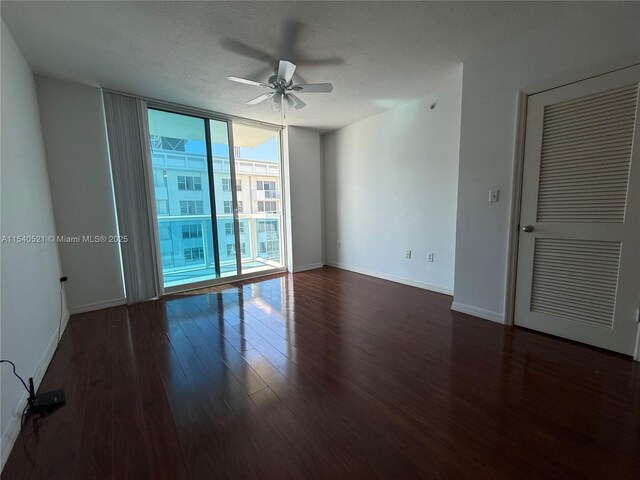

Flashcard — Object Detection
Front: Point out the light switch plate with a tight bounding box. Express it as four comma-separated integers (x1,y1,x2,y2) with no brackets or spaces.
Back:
489,189,500,203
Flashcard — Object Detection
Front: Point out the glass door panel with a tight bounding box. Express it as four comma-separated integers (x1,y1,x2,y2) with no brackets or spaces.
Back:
208,119,238,278
231,124,284,275
148,109,218,288
148,108,285,289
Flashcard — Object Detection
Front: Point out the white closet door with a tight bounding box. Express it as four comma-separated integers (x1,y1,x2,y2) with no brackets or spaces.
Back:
515,66,640,355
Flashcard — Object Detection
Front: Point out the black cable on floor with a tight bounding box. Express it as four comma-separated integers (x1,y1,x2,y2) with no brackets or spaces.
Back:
0,359,31,394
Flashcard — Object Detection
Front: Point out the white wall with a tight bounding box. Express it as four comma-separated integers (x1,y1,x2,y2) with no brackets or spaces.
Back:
284,127,323,272
453,7,640,322
0,20,68,470
322,67,462,294
35,76,125,313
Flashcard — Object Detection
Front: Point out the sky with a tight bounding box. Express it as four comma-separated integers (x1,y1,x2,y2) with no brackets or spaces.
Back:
189,138,279,163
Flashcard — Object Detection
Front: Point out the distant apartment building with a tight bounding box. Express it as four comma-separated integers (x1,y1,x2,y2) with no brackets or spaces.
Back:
150,135,283,279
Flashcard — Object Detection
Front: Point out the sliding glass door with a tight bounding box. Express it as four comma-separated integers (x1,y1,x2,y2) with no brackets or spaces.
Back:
208,119,239,278
232,124,284,274
147,108,284,290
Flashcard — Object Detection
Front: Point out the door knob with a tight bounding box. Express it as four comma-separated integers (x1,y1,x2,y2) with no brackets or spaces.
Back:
521,225,534,233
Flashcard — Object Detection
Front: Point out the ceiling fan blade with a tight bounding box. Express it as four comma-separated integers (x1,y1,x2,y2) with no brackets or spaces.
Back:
228,76,269,87
277,60,296,83
278,19,301,60
291,83,333,93
286,93,306,110
271,93,283,111
293,72,308,84
247,92,274,105
221,38,276,64
295,56,344,67
248,65,277,83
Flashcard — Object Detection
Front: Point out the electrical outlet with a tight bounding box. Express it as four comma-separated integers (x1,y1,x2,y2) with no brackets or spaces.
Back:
337,241,342,248
427,253,434,262
405,250,412,259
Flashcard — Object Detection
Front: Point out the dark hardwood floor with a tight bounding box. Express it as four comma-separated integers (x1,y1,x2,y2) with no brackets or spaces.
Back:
3,267,640,479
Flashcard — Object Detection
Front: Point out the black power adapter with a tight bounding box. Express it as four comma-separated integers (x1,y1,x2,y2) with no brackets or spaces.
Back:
1,359,66,425
28,377,65,410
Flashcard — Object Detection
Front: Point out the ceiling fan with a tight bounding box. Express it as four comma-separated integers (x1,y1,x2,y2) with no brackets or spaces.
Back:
228,60,333,111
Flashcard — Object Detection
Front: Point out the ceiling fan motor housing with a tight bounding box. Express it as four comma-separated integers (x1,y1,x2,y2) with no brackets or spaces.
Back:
270,78,293,95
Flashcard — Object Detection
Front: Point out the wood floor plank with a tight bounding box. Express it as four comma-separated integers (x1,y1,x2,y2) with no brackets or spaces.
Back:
72,309,115,480
4,267,640,479
111,307,154,480
128,303,190,480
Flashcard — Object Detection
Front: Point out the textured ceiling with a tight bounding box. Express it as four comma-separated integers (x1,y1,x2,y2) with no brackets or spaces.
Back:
1,1,638,132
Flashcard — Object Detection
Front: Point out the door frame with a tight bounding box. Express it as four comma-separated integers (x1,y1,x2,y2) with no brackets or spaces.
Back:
504,62,640,360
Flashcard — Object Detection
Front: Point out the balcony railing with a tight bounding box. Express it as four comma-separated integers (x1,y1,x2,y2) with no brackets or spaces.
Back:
237,161,280,176
152,151,207,171
253,190,281,200
152,149,279,176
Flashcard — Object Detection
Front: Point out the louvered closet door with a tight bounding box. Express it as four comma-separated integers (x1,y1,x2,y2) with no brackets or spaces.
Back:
515,65,640,355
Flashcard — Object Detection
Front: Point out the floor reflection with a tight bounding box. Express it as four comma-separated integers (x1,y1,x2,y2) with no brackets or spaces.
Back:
7,267,640,479
163,277,296,412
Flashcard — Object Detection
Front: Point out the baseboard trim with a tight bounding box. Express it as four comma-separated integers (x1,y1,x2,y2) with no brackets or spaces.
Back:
451,301,505,324
1,311,70,471
69,297,126,314
292,263,324,273
326,261,453,296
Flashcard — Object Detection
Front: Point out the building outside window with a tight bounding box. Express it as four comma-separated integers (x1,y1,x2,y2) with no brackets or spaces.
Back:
180,200,204,215
223,200,242,214
225,242,247,256
182,224,202,239
224,222,245,236
257,201,277,213
257,180,276,191
259,240,280,259
222,178,232,192
257,220,280,260
183,247,204,262
178,175,202,191
257,180,278,198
